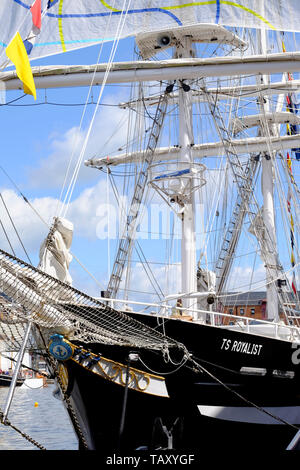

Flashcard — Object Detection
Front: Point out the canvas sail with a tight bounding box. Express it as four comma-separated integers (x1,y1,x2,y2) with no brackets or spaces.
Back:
38,217,73,286
1,0,300,67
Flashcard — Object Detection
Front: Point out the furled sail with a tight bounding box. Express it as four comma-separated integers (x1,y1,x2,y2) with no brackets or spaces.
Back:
38,217,73,285
1,0,300,66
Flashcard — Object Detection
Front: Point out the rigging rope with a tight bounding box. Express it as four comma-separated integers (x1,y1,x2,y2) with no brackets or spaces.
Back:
60,0,133,219
0,165,107,293
0,192,31,264
0,247,184,351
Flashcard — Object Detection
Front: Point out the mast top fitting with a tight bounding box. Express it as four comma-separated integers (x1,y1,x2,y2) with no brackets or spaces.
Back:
136,24,247,59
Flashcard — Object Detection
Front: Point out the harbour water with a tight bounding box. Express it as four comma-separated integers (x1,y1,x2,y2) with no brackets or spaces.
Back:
0,383,78,450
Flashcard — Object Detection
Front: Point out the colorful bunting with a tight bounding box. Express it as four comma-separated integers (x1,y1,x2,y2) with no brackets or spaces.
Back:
4,0,43,99
5,32,36,99
287,184,297,295
282,36,298,297
6,0,44,99
24,0,43,57
282,38,300,161
286,93,300,161
30,0,42,32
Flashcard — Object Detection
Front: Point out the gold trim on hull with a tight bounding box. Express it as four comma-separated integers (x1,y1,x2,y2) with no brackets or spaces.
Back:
71,348,169,398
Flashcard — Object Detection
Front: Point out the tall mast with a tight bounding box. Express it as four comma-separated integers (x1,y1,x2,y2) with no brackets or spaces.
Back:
175,37,198,317
87,25,247,308
257,3,279,321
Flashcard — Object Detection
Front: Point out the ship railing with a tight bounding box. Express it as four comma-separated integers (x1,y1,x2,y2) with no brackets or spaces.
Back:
97,296,300,342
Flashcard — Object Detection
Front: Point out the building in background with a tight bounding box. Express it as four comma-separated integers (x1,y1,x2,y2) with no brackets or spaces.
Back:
220,291,299,325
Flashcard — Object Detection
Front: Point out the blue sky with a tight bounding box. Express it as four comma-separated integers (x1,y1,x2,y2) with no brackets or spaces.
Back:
0,37,139,296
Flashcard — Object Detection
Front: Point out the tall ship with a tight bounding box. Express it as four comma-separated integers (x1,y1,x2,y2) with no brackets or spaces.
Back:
0,0,300,452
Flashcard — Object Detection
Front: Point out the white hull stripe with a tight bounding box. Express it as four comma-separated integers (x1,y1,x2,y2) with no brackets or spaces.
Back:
197,405,300,425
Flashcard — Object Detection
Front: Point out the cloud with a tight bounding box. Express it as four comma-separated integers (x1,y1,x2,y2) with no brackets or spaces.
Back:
0,182,117,298
226,264,266,292
0,177,114,258
28,98,130,190
0,183,184,301
117,260,182,305
0,189,60,257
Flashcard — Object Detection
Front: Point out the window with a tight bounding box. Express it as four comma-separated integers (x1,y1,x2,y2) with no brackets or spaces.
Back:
251,308,255,315
240,308,244,315
229,308,233,315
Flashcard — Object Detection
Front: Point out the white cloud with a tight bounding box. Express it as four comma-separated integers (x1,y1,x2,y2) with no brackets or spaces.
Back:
0,189,60,256
0,184,184,301
118,260,182,304
67,178,115,239
226,263,266,292
0,178,114,256
28,98,130,189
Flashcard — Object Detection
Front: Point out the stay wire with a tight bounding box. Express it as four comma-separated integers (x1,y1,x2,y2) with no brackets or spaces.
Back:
61,0,133,219
0,192,32,264
2,99,121,108
0,217,16,256
0,165,106,290
56,2,119,217
0,165,45,227
0,94,27,105
107,168,164,300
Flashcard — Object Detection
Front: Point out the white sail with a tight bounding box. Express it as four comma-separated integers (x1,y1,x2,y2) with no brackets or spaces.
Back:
38,217,73,285
2,0,300,66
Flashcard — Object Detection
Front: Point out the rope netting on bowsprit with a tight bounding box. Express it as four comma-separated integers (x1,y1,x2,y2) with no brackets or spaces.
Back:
0,248,182,353
0,299,36,352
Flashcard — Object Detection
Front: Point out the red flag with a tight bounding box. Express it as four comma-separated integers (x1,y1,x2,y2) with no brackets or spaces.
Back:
30,0,41,31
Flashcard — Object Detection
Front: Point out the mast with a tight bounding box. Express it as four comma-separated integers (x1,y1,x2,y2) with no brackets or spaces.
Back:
87,25,246,312
257,11,279,321
175,37,197,316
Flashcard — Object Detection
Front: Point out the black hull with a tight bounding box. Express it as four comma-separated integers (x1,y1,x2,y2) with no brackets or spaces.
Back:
57,317,300,451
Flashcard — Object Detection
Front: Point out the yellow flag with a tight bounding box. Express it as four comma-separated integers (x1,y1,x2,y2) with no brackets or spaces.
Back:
6,32,36,100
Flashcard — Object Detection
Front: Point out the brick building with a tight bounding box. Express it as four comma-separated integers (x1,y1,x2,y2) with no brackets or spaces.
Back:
221,291,267,323
219,291,300,324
